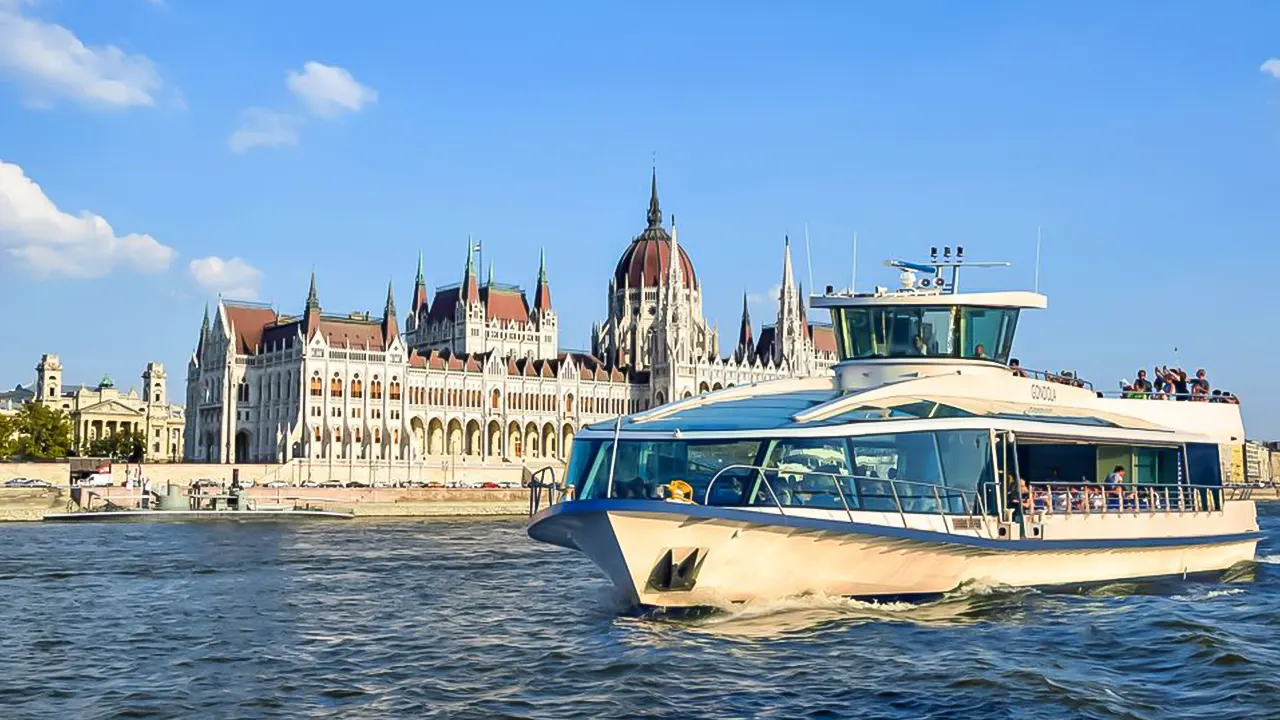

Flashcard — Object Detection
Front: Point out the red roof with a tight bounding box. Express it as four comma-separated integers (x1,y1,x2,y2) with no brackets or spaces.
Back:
481,286,531,324
809,324,836,354
223,305,279,354
613,227,698,289
317,318,386,350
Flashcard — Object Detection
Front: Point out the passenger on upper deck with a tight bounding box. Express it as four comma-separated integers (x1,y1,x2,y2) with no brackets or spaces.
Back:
1132,369,1153,396
1009,358,1028,378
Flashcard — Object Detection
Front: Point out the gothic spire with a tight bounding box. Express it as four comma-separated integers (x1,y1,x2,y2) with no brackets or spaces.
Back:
534,247,552,313
382,278,399,343
305,271,321,313
461,237,480,304
646,166,662,229
415,251,425,286
736,291,754,362
200,302,210,335
487,260,494,286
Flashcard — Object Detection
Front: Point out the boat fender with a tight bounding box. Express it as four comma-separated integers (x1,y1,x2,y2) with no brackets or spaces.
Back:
664,480,696,504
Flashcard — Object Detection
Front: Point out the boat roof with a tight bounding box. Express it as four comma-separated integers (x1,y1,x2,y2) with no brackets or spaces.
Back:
810,289,1046,309
584,372,1232,444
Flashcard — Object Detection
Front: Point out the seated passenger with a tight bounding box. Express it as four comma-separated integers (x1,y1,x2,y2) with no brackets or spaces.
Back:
974,343,988,359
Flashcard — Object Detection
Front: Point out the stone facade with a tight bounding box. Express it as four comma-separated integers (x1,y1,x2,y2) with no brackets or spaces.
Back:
183,172,836,466
29,354,185,461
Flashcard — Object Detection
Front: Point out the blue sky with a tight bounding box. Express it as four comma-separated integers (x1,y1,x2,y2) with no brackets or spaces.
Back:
2,1,1279,434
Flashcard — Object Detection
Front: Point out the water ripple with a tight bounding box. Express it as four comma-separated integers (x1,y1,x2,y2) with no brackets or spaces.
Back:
0,510,1275,719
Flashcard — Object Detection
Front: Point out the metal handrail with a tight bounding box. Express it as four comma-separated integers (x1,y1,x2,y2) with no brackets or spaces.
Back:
1022,481,1246,515
1016,367,1094,391
1094,390,1241,404
526,467,565,516
703,464,990,535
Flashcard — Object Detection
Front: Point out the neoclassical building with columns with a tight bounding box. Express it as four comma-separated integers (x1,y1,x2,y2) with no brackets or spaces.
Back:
183,172,836,467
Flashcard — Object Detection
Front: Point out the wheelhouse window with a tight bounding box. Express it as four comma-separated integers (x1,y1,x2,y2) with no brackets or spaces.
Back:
566,429,994,515
831,305,1019,363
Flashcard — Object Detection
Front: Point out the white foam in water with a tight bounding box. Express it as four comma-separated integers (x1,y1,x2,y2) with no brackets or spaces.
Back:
1256,554,1280,566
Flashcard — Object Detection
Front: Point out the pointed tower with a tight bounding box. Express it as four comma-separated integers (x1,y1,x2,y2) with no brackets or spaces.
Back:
533,248,552,314
774,237,807,370
197,302,211,355
304,271,322,337
382,279,399,344
486,261,495,287
461,239,481,305
647,165,663,230
408,251,429,336
736,292,754,363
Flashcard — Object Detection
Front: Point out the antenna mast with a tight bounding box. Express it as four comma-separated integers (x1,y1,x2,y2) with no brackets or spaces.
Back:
851,231,859,294
804,223,814,307
1034,226,1042,294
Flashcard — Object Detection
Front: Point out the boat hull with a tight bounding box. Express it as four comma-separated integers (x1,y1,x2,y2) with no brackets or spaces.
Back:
528,500,1261,608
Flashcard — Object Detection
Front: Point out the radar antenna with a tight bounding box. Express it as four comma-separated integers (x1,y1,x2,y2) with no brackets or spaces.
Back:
883,246,1010,294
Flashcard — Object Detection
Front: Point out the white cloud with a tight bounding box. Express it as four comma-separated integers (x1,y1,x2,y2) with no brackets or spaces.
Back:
0,159,175,278
747,283,782,318
0,2,162,108
228,108,300,153
189,256,263,300
1262,58,1280,79
286,61,377,117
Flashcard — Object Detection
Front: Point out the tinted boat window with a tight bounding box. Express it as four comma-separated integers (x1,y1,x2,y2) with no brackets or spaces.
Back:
831,305,1020,363
936,430,994,513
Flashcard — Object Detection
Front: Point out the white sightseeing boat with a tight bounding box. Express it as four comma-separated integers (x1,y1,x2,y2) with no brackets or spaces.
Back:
527,249,1260,608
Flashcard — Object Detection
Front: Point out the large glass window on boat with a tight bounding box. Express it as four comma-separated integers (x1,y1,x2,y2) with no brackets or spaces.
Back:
759,438,854,510
567,438,761,501
567,430,994,515
831,305,1019,363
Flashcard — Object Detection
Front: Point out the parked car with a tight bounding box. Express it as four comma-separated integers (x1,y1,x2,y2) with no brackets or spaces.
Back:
404,481,427,488
4,477,30,487
317,481,344,488
424,481,443,488
345,481,368,488
480,481,500,489
264,481,289,488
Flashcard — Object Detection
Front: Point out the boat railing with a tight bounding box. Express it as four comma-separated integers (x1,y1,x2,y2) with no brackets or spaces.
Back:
527,466,567,516
703,464,992,536
1093,390,1241,404
1024,481,1248,516
1017,367,1094,391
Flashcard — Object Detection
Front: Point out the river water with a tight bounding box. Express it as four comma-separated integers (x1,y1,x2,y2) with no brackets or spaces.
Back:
0,505,1277,720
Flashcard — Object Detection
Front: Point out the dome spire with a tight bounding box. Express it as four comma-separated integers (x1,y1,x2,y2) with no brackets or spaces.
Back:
646,165,662,229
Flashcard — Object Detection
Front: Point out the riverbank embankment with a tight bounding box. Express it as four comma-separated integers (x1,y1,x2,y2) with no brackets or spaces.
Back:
0,486,531,521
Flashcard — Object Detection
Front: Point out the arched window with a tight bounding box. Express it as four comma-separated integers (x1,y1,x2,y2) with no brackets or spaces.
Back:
330,373,343,398
312,426,321,441
371,376,383,400
374,428,382,444
355,428,363,444
389,377,401,401
491,389,501,409
351,375,363,399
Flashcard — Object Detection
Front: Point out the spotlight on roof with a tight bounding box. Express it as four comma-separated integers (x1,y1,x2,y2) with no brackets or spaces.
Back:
943,246,951,258
930,246,938,259
919,278,932,288
957,246,965,259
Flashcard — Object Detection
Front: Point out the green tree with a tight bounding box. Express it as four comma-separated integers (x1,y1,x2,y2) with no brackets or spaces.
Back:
12,402,74,460
86,430,145,462
0,414,17,459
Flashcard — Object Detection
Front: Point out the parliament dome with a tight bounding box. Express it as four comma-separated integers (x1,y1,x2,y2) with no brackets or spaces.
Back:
612,171,698,290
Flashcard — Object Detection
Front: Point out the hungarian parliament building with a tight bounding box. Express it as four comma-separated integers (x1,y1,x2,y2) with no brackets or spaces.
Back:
183,172,837,465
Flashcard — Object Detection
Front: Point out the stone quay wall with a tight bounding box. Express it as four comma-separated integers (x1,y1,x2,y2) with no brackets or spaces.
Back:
0,458,565,488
